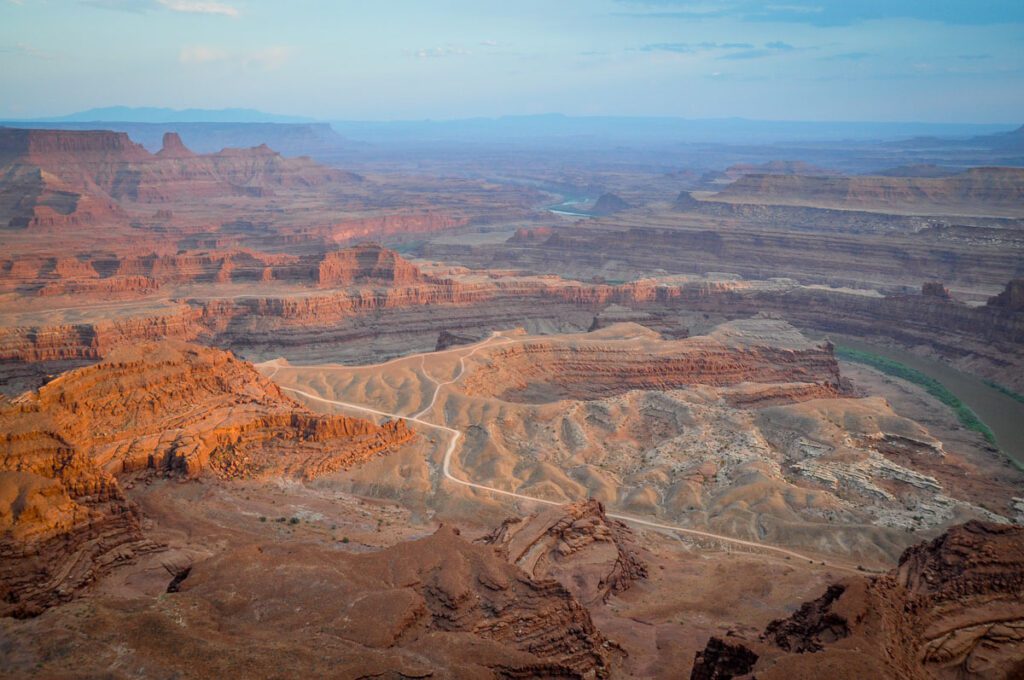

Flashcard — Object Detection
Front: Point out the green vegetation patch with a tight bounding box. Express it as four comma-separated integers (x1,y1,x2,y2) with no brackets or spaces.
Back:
836,346,998,447
983,380,1024,405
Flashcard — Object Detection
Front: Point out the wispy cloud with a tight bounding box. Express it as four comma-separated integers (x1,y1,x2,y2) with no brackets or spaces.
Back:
179,45,230,63
0,42,58,60
81,0,150,12
764,4,822,14
247,46,291,70
82,0,238,16
411,46,472,59
614,0,1024,27
179,45,292,70
158,0,238,16
719,40,809,60
820,51,871,62
635,41,753,54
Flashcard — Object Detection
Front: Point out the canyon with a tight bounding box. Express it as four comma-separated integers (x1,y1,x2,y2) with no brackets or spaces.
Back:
1,123,1022,679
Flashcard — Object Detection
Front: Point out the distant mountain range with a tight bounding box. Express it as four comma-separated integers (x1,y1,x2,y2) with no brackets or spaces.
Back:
26,106,317,124
899,124,1024,153
9,109,1020,146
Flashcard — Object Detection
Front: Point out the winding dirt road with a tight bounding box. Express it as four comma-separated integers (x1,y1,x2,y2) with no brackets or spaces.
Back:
263,333,861,573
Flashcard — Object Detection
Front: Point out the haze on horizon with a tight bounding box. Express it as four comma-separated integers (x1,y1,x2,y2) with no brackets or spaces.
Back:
2,0,1023,124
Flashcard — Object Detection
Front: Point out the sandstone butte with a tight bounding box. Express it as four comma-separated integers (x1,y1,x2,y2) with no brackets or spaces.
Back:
0,340,412,617
691,521,1024,679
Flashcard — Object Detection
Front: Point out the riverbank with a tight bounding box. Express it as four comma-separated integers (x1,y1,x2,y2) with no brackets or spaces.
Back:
828,335,1024,469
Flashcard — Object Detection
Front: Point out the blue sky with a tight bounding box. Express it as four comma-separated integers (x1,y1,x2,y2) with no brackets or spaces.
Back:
2,0,1022,122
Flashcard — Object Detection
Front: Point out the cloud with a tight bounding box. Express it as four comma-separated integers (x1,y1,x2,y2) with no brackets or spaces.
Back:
245,46,291,70
179,45,229,63
763,4,822,13
412,46,472,59
179,45,292,70
158,0,237,16
0,43,58,60
719,41,808,60
635,41,754,54
81,0,151,12
820,51,871,61
614,0,1024,27
82,0,238,16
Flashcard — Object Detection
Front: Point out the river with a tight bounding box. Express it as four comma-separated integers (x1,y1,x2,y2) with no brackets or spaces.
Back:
830,335,1024,467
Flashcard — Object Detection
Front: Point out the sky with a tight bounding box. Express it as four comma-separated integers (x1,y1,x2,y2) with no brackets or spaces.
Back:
1,0,1022,122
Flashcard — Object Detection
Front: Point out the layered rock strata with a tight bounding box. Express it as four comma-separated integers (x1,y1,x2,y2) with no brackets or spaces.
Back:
689,521,1024,679
2,247,1021,392
460,320,842,403
0,340,412,616
710,167,1024,214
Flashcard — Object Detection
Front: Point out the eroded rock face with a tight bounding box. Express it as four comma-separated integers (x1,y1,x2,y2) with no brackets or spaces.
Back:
988,279,1024,312
12,339,413,479
691,637,759,680
0,340,413,616
315,243,424,287
0,428,159,618
0,243,429,295
483,498,648,603
435,329,481,351
5,525,619,678
461,319,842,403
689,521,1024,679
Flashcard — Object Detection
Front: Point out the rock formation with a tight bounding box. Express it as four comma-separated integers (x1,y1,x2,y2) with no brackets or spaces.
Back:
0,341,413,616
711,167,1024,215
5,246,1023,393
154,132,195,159
0,418,159,617
922,280,952,299
315,243,424,287
483,498,648,603
9,339,413,479
460,319,842,403
435,329,481,351
988,279,1024,312
726,160,837,178
4,525,620,678
589,193,632,215
689,521,1024,679
0,127,358,228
